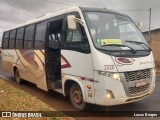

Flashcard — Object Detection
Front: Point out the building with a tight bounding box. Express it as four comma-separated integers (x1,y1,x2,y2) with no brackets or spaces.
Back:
143,28,160,73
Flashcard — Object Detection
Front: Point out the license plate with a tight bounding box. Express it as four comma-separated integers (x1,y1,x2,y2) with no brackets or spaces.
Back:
136,80,146,87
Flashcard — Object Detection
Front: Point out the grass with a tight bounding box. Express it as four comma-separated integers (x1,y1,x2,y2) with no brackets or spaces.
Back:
0,78,73,120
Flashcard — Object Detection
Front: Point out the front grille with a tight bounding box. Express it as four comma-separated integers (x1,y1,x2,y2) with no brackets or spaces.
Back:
124,69,151,82
129,83,149,94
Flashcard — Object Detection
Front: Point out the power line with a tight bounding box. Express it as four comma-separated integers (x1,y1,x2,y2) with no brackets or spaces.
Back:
5,0,33,18
43,0,151,13
0,10,26,24
44,0,77,7
0,10,16,18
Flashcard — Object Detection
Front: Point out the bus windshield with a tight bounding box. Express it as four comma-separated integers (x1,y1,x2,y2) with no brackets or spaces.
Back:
84,12,149,51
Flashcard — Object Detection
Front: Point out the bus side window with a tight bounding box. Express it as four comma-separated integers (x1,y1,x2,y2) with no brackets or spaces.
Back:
57,33,61,42
24,24,35,49
9,30,16,49
35,21,47,49
2,32,10,49
64,19,90,52
66,28,82,42
16,27,24,49
49,33,61,44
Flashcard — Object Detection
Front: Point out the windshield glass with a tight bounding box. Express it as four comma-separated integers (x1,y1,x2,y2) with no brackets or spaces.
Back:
84,12,149,51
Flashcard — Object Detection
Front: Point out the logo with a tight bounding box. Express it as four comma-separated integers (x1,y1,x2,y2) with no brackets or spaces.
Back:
2,112,11,117
140,61,154,65
136,71,143,79
115,57,135,65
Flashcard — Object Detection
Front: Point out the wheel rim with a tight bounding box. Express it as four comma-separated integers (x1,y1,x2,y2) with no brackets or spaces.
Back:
72,89,83,105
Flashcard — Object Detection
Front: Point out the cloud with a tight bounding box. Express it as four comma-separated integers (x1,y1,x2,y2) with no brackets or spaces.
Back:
4,0,47,13
0,0,160,36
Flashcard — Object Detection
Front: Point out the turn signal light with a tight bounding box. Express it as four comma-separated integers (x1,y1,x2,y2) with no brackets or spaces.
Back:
86,85,92,89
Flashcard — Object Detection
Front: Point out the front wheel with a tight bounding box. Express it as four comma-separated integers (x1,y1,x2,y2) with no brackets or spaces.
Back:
70,83,87,110
14,69,22,84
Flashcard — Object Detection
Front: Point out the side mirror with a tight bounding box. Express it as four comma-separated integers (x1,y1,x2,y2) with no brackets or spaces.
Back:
67,15,77,30
138,22,143,29
49,40,59,49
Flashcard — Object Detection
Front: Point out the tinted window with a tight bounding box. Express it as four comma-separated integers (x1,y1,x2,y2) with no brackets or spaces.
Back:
16,27,24,49
64,16,90,52
35,21,47,49
3,32,10,49
9,30,16,49
66,23,83,42
85,12,147,51
24,24,35,49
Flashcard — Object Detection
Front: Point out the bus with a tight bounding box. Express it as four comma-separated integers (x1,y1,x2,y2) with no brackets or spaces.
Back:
1,7,156,110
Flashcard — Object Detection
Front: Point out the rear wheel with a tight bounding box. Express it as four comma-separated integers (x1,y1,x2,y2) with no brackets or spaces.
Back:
70,83,87,110
14,69,22,84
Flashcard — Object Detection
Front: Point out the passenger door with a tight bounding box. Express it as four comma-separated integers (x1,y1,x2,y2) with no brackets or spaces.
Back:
45,17,64,90
61,12,95,104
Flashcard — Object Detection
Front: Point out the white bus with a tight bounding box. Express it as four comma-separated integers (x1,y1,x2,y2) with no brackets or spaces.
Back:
1,7,156,110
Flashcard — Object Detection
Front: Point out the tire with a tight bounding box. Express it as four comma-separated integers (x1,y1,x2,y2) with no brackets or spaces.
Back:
14,69,22,84
70,83,87,110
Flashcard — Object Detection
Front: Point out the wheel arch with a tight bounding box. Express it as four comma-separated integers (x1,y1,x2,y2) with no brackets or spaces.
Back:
13,65,18,75
12,64,21,77
63,77,86,102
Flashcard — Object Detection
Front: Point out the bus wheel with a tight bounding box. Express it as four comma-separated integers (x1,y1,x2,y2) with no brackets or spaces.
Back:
14,69,22,84
70,83,87,110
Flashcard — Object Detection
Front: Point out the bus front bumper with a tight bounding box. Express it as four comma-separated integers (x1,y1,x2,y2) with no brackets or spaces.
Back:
95,83,155,106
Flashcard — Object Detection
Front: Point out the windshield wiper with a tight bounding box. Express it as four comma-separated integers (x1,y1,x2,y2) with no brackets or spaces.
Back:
125,40,152,52
101,44,137,54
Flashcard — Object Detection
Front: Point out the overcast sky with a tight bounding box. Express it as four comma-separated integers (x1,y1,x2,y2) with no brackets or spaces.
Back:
0,0,160,46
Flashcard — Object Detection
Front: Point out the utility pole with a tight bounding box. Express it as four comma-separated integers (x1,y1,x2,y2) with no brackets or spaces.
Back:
149,8,151,41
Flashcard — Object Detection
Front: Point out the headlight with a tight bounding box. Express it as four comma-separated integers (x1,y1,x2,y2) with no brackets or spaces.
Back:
106,89,115,99
112,73,121,81
98,71,121,81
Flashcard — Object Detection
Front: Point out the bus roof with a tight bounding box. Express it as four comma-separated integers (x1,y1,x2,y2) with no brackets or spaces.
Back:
5,7,127,32
80,7,126,16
